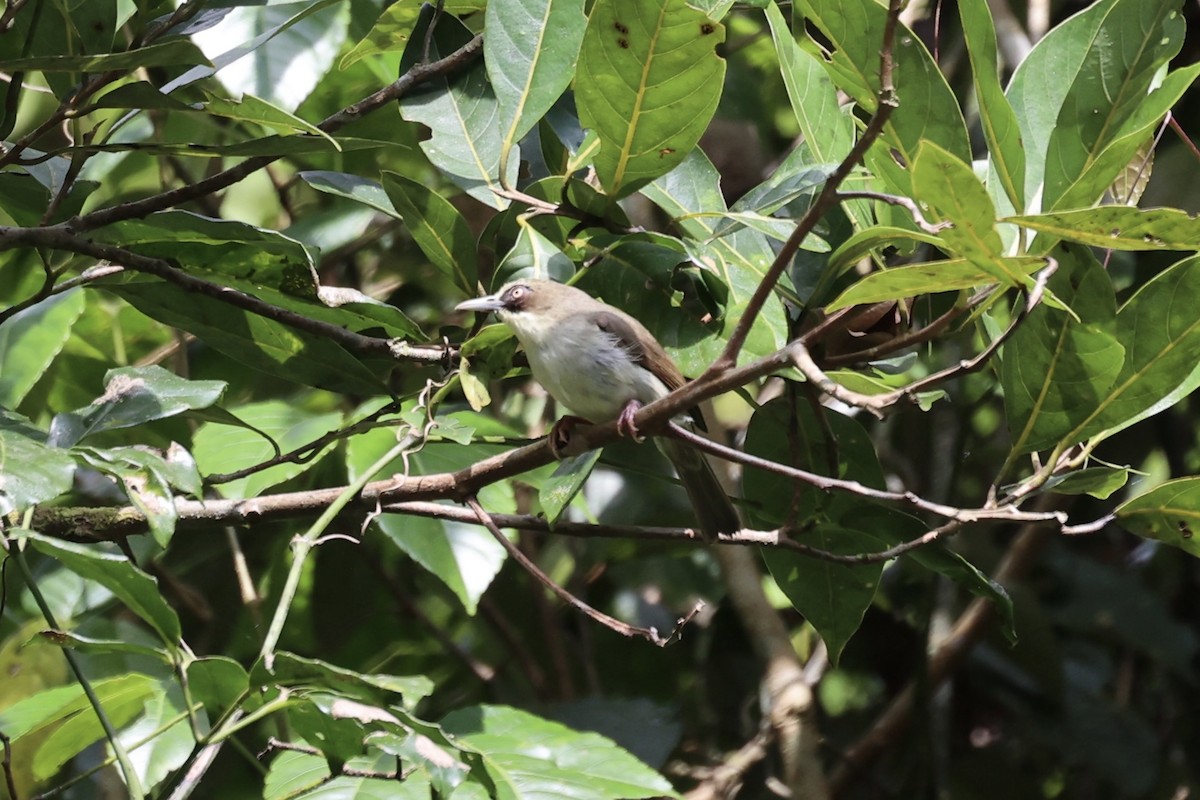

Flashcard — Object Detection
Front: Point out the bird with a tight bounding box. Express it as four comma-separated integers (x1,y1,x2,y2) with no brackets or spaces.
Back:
456,279,740,541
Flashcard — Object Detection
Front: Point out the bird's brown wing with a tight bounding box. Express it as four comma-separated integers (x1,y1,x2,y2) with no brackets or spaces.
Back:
592,310,685,390
592,310,708,430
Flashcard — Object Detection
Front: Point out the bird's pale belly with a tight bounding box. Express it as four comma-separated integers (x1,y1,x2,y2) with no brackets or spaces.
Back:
524,329,668,423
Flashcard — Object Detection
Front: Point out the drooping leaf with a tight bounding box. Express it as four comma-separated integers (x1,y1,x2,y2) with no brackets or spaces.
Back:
340,0,424,69
23,532,182,648
912,142,1031,288
382,171,479,296
251,651,434,709
575,0,725,198
485,0,586,177
299,170,399,217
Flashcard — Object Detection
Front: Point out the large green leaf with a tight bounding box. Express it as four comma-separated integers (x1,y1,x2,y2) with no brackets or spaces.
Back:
0,290,85,409
959,0,1025,211
911,142,1030,288
441,705,679,799
382,171,478,296
797,0,970,190
346,424,509,614
264,751,431,799
828,257,1046,310
485,0,586,177
48,365,226,448
575,0,725,198
1007,206,1200,252
1007,0,1184,213
400,14,514,209
1002,247,1124,454
0,412,76,514
0,40,209,71
1066,254,1200,444
23,532,182,647
0,673,159,780
1118,477,1200,559
1041,0,1183,211
640,150,788,367
764,2,853,167
192,400,344,499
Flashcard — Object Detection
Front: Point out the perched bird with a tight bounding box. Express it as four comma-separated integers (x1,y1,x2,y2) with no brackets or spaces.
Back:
457,279,740,540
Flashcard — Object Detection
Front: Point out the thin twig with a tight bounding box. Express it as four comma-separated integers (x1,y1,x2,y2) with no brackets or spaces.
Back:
465,496,691,646
835,190,951,234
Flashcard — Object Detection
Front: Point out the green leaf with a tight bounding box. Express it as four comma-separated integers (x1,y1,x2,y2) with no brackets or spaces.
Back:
299,170,399,217
763,531,882,664
959,0,1025,211
827,257,1047,310
797,0,970,187
764,2,854,167
0,412,76,514
104,277,389,396
74,445,201,548
22,532,182,647
37,630,170,661
1041,0,1184,211
186,657,250,716
743,396,884,662
1117,477,1200,558
494,223,577,286
200,90,338,148
192,401,344,499
1066,254,1200,444
251,651,434,710
0,40,209,71
47,365,226,448
911,142,1030,288
368,730,470,796
1051,63,1200,212
441,704,679,799
1006,0,1184,212
400,14,514,208
1002,247,1124,454
486,0,586,177
1007,206,1200,252
641,150,788,366
382,171,478,296
348,426,509,614
0,673,159,780
264,751,431,800
1047,466,1129,499
539,450,603,524
340,0,423,69
0,290,85,409
575,0,725,198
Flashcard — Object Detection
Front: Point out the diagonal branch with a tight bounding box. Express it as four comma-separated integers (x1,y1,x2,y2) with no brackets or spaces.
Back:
706,0,905,374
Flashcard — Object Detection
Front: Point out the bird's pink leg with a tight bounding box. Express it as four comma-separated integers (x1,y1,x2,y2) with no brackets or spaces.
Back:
616,399,645,443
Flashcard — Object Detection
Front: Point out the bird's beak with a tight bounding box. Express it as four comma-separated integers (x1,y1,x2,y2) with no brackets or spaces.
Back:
455,294,505,314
